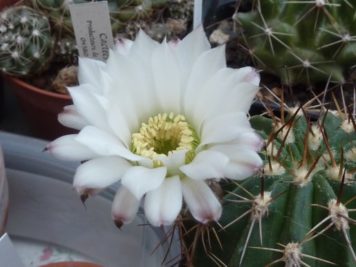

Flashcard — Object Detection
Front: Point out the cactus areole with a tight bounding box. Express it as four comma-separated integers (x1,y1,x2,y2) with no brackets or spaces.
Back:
185,108,356,266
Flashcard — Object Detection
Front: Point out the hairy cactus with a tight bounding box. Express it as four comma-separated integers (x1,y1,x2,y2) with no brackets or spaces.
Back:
234,0,356,85
183,104,356,266
0,6,53,76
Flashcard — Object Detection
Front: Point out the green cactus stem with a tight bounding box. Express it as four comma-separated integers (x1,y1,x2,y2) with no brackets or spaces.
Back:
234,0,356,86
183,103,356,266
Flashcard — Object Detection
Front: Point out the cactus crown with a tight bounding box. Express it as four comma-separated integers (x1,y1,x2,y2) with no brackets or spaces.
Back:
181,91,356,266
0,6,53,76
234,0,356,86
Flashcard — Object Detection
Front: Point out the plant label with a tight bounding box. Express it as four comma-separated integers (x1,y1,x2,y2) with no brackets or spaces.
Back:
69,1,114,61
0,233,25,267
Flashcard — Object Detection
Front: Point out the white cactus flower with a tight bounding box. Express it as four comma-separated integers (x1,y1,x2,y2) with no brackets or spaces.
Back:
48,27,263,227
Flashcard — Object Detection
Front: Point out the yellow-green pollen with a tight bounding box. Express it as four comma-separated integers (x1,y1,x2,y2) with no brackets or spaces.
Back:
131,113,199,162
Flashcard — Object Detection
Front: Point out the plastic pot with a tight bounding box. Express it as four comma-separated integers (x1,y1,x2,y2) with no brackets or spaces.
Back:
0,148,9,234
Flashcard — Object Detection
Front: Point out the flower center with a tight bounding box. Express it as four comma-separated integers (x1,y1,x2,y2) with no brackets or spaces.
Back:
131,113,198,159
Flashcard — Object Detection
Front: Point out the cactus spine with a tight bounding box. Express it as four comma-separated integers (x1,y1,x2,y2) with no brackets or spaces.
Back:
182,100,356,266
234,0,356,86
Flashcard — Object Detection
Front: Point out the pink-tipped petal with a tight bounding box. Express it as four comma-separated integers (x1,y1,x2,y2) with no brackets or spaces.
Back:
144,176,182,226
73,156,131,194
46,134,97,161
182,178,222,223
112,186,140,226
113,38,133,56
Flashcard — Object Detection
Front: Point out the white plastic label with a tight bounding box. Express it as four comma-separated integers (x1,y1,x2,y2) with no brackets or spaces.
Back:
0,234,25,267
69,1,114,61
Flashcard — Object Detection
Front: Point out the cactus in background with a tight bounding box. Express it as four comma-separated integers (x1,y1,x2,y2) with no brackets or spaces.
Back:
182,98,356,266
0,6,53,76
114,0,193,41
233,0,356,86
0,0,192,80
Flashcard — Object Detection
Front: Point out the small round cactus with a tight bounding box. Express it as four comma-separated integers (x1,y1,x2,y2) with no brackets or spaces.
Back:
0,6,54,76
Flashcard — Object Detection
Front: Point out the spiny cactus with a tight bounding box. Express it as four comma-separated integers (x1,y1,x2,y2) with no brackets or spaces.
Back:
234,0,356,86
0,6,54,76
182,101,356,266
117,0,193,41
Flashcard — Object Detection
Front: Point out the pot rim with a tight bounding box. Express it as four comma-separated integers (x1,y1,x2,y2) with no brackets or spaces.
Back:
5,75,71,101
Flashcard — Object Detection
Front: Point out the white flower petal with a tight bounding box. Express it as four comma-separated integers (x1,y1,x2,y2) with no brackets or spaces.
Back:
105,52,157,130
73,156,131,193
192,68,259,127
106,103,135,146
114,38,133,56
152,42,181,113
68,85,110,131
112,185,140,226
180,150,229,180
78,58,105,91
144,176,182,226
199,112,253,147
58,105,88,130
75,126,142,161
121,166,167,199
238,66,260,86
217,82,259,114
183,45,226,117
210,144,263,180
222,163,261,180
129,30,159,65
233,132,265,151
175,26,211,81
182,178,222,223
47,134,97,161
158,150,187,176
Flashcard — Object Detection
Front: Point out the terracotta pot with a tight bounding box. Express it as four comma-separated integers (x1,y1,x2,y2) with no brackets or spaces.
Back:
41,262,102,267
4,76,75,140
0,0,17,10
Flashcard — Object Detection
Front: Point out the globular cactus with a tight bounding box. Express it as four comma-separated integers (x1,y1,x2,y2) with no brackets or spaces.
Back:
183,104,356,266
0,6,53,76
234,0,356,86
26,0,78,66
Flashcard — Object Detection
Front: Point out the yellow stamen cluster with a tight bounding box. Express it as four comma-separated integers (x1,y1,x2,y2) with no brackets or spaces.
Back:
131,113,197,160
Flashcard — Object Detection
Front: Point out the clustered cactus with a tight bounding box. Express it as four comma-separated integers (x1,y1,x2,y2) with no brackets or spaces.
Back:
182,99,356,266
0,6,53,76
234,0,356,86
0,0,193,84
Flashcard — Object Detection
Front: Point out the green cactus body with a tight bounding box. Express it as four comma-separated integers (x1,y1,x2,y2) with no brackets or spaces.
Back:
186,110,356,266
0,6,53,76
234,0,356,85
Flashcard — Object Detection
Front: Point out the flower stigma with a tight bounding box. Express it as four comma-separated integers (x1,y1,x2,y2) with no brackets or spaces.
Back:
131,113,199,162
